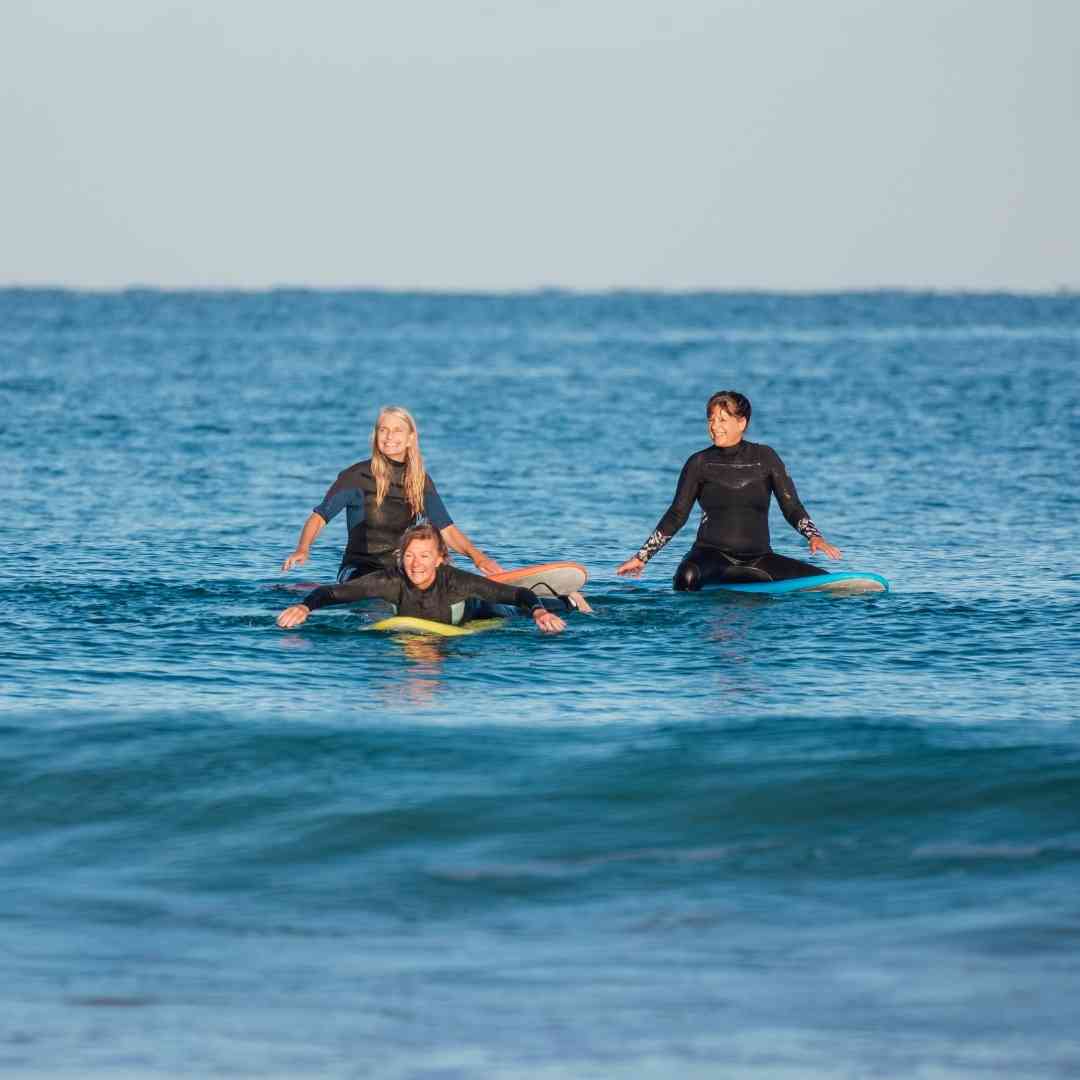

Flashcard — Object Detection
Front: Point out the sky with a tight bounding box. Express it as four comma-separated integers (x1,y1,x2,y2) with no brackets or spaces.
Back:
2,0,1077,291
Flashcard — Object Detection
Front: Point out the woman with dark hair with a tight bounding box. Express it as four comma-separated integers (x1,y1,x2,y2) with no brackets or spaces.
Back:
616,391,842,590
277,524,566,634
281,405,501,584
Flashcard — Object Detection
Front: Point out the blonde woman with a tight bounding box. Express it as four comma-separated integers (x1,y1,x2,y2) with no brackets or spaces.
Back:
282,406,501,584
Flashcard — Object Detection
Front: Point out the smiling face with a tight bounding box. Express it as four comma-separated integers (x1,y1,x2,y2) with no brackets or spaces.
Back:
401,536,445,589
708,406,748,448
375,413,415,463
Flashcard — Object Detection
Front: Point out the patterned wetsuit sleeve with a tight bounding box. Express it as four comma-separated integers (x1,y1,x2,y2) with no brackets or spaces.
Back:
301,572,400,612
764,446,822,541
423,476,454,530
636,454,702,563
313,474,364,524
445,567,542,614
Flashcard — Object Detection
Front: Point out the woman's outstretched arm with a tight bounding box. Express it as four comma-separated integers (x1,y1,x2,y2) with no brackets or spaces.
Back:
276,573,399,628
446,567,566,634
617,455,701,576
282,512,327,571
439,524,503,576
766,448,842,560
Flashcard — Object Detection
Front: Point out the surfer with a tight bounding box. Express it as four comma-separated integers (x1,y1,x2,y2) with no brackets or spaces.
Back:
277,524,567,633
282,405,502,584
616,391,842,589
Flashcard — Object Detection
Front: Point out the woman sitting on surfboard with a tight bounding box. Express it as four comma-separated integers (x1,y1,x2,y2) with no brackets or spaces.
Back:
277,525,567,633
617,391,842,590
282,405,502,583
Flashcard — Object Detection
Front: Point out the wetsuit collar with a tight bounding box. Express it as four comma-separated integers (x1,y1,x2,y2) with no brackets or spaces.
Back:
710,439,745,457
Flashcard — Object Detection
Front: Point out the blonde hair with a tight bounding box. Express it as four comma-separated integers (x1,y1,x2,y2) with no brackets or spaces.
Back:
371,406,427,517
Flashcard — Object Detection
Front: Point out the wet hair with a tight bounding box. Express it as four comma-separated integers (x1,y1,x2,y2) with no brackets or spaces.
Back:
706,391,752,426
371,406,427,517
397,523,450,571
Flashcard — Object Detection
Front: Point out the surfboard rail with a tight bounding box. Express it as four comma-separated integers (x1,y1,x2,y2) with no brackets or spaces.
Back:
705,571,889,596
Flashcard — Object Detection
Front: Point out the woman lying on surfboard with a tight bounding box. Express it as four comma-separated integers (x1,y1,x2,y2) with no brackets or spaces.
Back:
277,524,567,634
281,405,591,612
616,391,842,590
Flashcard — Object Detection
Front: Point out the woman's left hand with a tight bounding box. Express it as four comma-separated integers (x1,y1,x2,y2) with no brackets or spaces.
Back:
533,609,566,634
809,535,842,560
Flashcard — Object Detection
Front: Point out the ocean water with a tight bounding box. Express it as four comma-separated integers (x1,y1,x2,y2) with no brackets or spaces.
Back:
1,289,1078,1078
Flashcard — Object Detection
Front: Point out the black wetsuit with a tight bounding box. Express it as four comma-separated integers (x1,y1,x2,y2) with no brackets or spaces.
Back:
301,564,544,626
312,459,453,583
635,440,828,590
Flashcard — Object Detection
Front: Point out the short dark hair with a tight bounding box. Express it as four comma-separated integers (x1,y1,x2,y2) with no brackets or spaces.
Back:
397,523,450,569
706,391,751,425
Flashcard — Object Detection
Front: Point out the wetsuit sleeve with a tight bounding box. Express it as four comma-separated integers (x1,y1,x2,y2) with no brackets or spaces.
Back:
301,572,401,612
313,475,364,525
445,567,542,614
636,454,703,563
764,447,823,541
423,476,453,530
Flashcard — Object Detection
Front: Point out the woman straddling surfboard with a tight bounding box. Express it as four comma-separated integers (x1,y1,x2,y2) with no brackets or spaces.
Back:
282,405,500,582
617,391,842,589
282,405,591,612
277,524,566,634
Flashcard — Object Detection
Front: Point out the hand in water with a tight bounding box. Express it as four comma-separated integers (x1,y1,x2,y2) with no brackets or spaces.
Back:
809,536,842,560
277,604,311,628
533,609,566,634
616,556,646,577
282,549,309,572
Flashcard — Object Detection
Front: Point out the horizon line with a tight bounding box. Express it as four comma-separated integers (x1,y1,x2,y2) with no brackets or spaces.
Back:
1,283,1077,298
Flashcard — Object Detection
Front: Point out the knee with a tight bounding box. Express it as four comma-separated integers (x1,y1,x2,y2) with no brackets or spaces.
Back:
673,560,702,592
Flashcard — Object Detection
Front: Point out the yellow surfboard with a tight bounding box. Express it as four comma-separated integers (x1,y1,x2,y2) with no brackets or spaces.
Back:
367,616,505,637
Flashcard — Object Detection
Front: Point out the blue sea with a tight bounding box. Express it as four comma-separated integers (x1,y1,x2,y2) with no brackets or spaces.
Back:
2,289,1079,1078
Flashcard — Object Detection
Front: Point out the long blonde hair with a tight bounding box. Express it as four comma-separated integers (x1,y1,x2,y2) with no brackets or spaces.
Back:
371,405,427,517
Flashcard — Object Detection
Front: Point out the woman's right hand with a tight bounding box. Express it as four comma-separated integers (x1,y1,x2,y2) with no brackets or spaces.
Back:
533,609,566,634
281,549,309,572
277,604,311,629
616,556,646,577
